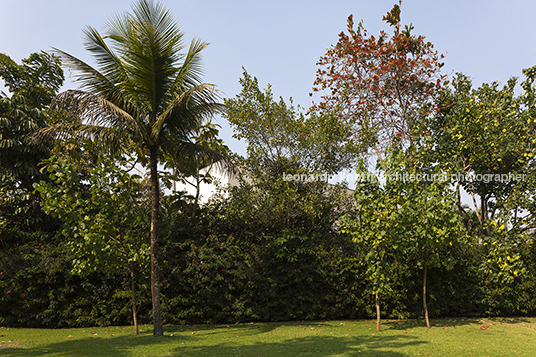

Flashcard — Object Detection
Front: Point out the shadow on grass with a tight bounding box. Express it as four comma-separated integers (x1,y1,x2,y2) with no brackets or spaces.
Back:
173,334,424,357
382,316,535,331
0,325,425,357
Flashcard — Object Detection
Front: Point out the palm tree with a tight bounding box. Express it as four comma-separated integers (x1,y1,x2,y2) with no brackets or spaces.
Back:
38,0,224,335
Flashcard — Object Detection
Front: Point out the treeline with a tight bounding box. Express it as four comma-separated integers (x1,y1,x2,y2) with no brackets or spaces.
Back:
2,184,535,328
2,2,536,329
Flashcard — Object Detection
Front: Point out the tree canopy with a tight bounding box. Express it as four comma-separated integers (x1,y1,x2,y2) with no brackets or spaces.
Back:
312,3,445,161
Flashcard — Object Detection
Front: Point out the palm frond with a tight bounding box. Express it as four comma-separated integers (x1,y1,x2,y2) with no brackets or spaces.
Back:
154,83,223,141
165,139,235,178
51,90,145,139
172,38,209,91
35,122,128,155
109,0,185,114
52,47,127,108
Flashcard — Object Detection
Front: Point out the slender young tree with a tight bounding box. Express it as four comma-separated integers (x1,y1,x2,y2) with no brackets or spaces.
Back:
37,0,223,335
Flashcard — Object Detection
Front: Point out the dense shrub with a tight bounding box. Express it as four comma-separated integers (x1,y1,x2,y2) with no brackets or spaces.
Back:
0,229,152,328
1,202,535,327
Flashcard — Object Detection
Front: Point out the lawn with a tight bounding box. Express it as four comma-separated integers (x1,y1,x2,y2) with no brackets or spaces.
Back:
1,317,535,356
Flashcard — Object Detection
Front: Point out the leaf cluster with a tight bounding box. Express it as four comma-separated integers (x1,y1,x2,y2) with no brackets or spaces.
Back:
34,154,150,276
225,69,360,176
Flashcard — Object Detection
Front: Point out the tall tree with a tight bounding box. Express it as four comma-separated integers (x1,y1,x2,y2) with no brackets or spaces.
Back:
225,69,360,176
341,160,399,332
0,52,63,235
419,69,536,289
423,69,536,239
37,0,224,335
343,149,463,329
208,72,356,322
311,2,445,161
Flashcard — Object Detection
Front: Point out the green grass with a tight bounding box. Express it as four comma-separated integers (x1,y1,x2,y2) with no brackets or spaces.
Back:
1,317,535,356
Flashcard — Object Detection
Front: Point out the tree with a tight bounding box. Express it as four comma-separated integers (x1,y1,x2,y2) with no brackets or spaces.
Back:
0,52,63,236
0,51,64,109
343,148,463,328
420,68,536,294
341,160,400,331
213,70,358,321
35,154,150,334
221,69,355,234
311,2,445,161
163,119,232,221
225,69,360,177
424,69,536,239
37,0,225,335
385,148,464,329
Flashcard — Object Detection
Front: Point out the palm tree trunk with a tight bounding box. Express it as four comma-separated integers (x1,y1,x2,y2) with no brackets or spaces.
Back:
423,262,430,328
149,147,164,336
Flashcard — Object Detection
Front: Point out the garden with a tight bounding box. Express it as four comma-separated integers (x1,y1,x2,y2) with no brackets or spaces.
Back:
1,1,535,355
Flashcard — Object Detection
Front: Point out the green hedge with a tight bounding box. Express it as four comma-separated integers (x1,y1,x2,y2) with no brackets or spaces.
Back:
1,216,535,328
0,229,152,328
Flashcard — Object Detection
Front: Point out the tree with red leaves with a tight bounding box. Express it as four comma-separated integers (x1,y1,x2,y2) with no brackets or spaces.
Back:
312,2,446,161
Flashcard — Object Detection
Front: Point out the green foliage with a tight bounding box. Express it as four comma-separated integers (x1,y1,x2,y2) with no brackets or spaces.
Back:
341,160,398,297
0,230,151,328
224,69,360,175
422,68,536,287
162,119,233,220
41,0,228,335
161,67,364,322
34,154,150,276
0,51,63,109
0,95,49,230
426,71,536,230
342,148,464,327
159,193,362,324
381,151,463,272
0,52,64,235
3,6,536,330
33,153,152,332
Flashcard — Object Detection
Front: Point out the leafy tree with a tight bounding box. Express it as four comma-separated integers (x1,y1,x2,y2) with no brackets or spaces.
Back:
343,149,463,328
163,119,232,221
422,68,536,288
37,0,225,335
215,69,357,322
425,70,536,238
341,161,399,331
393,171,462,328
35,154,150,334
311,2,445,160
0,52,63,237
225,69,360,176
0,51,64,109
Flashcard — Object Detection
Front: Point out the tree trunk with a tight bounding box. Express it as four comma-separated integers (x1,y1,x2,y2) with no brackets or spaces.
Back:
423,263,430,328
149,147,164,336
376,292,381,332
130,264,139,335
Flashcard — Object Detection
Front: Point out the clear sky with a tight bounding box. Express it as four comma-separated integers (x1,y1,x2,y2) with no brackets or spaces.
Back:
1,0,535,156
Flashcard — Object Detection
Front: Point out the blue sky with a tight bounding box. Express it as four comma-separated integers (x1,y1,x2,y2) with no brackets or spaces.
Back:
1,0,535,156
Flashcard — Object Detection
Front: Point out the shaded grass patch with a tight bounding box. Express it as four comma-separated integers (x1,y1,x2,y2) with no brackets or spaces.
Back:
1,317,535,356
